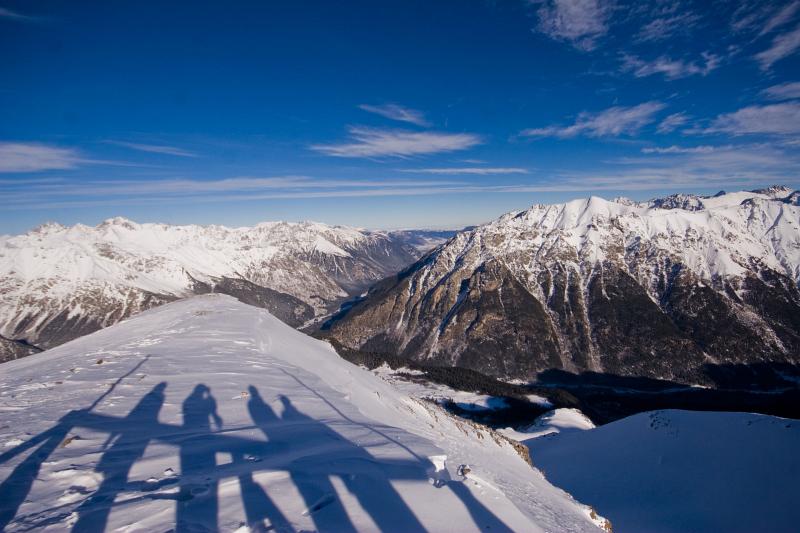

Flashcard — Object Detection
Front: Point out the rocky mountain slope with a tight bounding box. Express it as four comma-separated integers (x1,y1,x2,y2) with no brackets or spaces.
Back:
0,295,607,532
327,186,800,386
0,219,450,360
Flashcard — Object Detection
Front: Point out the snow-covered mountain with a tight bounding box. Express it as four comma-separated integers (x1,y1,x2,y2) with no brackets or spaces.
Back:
327,186,800,385
525,409,800,533
0,294,608,532
0,219,450,361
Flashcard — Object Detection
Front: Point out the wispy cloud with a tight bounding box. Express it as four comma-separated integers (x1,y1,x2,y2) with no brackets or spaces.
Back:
755,23,800,69
0,175,468,206
521,101,666,139
105,140,197,157
0,142,159,172
0,143,82,173
399,167,528,175
657,112,690,134
0,7,34,21
532,0,613,51
762,81,800,100
636,11,701,42
705,102,800,135
641,145,726,154
310,126,481,158
553,143,800,194
4,148,798,211
11,176,465,196
760,0,800,35
358,104,430,127
620,52,720,80
731,1,798,34
731,2,765,33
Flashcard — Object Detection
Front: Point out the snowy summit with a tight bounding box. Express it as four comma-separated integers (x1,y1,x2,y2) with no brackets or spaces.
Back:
0,295,607,532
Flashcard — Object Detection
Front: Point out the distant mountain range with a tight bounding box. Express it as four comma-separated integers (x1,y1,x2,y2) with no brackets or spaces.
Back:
326,186,800,387
0,218,452,362
4,187,800,387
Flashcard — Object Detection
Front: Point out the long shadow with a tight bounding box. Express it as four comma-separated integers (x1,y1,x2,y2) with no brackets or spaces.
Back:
3,378,514,533
234,389,294,532
71,382,167,532
277,395,430,532
446,481,513,532
250,385,510,533
176,384,223,533
266,373,514,532
0,412,76,530
235,451,294,533
0,356,151,530
248,387,357,532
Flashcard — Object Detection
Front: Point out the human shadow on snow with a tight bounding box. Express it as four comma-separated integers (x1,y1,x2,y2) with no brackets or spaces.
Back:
0,367,512,532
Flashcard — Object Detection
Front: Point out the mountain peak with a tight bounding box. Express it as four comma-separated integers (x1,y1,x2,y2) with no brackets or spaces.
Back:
30,221,66,234
647,193,705,211
97,216,139,230
750,185,794,198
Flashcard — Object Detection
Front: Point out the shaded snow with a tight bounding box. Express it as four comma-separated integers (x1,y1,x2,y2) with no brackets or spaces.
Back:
0,295,603,532
499,408,595,441
526,409,800,533
372,365,552,413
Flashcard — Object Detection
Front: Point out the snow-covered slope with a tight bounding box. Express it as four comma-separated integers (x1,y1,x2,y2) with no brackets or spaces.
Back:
526,409,800,533
499,408,596,442
329,187,800,385
0,295,606,532
0,219,443,356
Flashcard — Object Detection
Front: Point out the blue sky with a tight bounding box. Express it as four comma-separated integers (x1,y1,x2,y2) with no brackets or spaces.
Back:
2,0,800,234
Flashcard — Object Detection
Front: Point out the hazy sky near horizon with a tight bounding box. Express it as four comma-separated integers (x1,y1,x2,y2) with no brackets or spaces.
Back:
2,0,800,234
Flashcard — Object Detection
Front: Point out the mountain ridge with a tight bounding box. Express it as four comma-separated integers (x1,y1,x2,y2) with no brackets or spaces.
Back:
0,219,452,360
326,186,800,385
0,294,607,532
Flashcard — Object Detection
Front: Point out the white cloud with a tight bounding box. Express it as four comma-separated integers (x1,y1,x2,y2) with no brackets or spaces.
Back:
620,52,720,80
4,176,464,198
105,141,197,157
4,145,798,210
760,1,800,35
731,1,798,34
563,143,800,191
636,12,701,42
358,104,430,127
532,0,613,51
399,167,528,175
706,102,800,135
0,143,82,173
762,81,800,100
755,23,800,69
0,7,32,20
641,145,725,154
657,112,690,134
0,175,479,209
521,101,666,138
731,3,763,33
310,126,482,158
